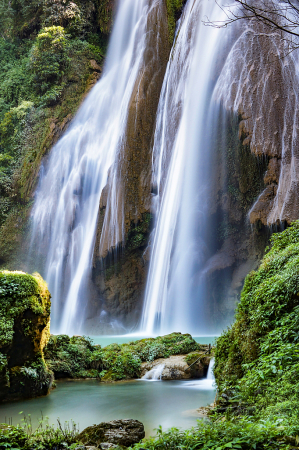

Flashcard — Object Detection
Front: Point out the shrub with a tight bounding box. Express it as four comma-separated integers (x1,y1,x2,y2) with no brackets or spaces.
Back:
29,26,69,97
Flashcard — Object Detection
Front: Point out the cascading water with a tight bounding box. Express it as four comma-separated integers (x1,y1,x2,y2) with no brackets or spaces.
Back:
30,0,152,334
141,0,230,335
141,0,299,336
142,364,165,381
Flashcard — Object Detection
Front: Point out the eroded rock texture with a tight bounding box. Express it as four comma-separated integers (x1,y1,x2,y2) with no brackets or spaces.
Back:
215,22,299,226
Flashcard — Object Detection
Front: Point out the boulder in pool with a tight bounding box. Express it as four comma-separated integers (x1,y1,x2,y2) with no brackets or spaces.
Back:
78,419,145,447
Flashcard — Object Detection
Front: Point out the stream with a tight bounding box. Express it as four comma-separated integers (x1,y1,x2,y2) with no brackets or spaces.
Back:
0,378,216,437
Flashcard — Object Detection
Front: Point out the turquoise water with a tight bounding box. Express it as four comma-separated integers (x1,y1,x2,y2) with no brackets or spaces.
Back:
0,379,216,437
89,335,218,347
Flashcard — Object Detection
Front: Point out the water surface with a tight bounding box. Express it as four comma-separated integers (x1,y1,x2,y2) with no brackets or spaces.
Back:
0,379,216,437
89,335,217,347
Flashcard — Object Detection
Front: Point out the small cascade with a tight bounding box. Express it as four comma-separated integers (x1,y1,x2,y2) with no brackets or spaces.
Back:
183,358,215,390
30,0,152,334
142,364,165,381
207,358,215,381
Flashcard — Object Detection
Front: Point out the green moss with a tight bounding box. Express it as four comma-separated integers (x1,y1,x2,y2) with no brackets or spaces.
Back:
0,270,52,402
166,0,184,44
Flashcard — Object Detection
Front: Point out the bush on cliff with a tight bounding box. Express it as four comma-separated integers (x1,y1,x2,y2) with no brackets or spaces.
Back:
0,270,53,402
30,26,69,103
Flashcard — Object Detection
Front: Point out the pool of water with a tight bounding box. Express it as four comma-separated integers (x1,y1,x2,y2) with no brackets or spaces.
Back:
0,378,216,437
89,335,218,347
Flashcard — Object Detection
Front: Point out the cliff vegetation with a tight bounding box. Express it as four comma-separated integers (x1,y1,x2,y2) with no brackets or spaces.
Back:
0,0,114,268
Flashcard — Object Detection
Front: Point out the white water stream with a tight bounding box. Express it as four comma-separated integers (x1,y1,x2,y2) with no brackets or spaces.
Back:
142,363,165,381
30,0,151,334
140,0,229,335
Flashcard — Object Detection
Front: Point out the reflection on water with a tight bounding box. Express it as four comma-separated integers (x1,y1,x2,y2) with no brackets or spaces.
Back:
0,379,216,437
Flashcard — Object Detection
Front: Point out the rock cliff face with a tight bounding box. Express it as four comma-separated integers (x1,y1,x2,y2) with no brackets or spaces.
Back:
0,271,52,402
215,22,299,227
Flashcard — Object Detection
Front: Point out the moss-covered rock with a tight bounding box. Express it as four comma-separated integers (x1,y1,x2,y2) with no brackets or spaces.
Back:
44,332,202,382
0,270,53,402
93,332,201,381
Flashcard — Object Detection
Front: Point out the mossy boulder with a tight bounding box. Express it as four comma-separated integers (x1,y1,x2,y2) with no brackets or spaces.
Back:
0,271,53,402
93,332,201,381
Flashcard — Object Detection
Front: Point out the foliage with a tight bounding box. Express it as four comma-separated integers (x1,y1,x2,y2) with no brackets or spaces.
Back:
44,334,99,378
0,418,81,450
166,0,186,44
125,213,153,251
30,26,69,100
131,417,299,450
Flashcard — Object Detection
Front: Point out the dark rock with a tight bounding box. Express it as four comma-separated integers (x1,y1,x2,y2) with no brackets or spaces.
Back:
78,419,145,448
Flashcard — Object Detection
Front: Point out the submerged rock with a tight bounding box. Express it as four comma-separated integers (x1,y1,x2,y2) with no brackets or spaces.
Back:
78,419,145,448
0,271,53,402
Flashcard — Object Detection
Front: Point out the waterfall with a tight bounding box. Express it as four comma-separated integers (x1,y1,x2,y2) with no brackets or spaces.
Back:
142,363,165,381
30,0,152,334
141,0,299,336
207,358,215,381
140,0,229,335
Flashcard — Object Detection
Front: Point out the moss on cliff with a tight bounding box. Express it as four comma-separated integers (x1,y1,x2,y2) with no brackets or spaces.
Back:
0,270,52,402
166,0,187,43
